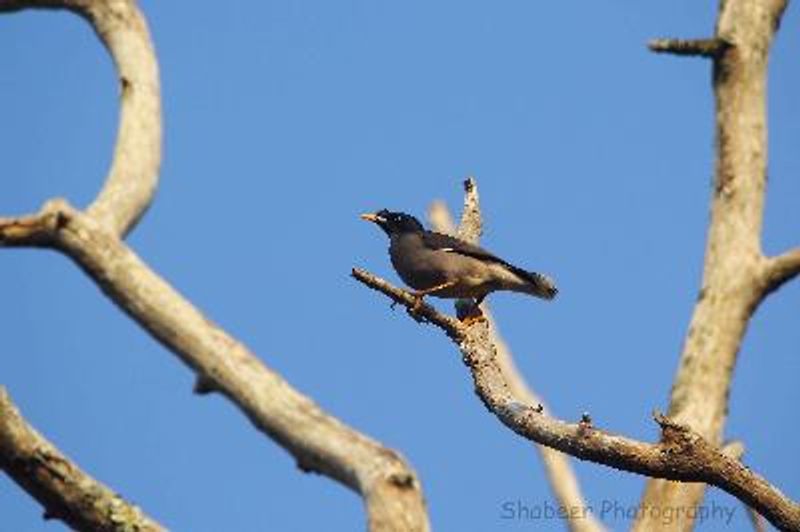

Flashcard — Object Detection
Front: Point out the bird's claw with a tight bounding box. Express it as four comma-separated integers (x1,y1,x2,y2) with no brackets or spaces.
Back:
460,314,488,327
405,306,429,323
458,301,487,327
405,293,429,323
411,294,425,313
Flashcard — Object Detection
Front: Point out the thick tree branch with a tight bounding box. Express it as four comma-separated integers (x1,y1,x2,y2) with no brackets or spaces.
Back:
0,387,164,532
352,269,800,531
429,185,604,532
0,0,162,237
0,201,430,531
1,2,429,529
638,1,792,528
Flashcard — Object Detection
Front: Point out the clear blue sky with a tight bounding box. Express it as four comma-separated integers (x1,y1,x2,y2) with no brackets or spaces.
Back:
1,1,797,530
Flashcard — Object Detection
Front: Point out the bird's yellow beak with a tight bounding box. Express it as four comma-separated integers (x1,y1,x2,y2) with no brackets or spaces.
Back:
360,212,384,223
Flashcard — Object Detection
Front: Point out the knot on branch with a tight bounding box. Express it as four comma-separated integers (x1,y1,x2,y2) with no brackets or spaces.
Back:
653,411,706,460
463,177,475,194
41,198,74,227
388,472,417,490
192,375,219,395
496,400,543,434
0,198,76,247
654,411,689,438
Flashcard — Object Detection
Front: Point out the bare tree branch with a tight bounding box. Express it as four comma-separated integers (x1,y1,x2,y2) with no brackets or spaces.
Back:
637,1,793,528
3,0,795,530
0,2,429,528
352,268,800,531
0,199,430,531
0,0,162,238
0,387,164,532
429,185,604,532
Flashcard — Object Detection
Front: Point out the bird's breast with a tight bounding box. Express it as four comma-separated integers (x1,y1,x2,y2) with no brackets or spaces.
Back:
388,234,449,291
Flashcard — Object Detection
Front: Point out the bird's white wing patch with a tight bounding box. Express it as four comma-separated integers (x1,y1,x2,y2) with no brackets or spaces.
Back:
440,247,455,252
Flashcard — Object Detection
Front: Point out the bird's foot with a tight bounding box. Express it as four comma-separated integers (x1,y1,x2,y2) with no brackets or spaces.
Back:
458,302,487,327
405,292,429,323
411,293,425,313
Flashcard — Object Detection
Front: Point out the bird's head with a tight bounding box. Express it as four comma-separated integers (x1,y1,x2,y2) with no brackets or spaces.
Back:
360,209,424,236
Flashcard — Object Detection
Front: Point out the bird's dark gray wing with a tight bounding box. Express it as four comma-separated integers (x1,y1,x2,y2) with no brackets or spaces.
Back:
421,231,558,299
420,231,506,265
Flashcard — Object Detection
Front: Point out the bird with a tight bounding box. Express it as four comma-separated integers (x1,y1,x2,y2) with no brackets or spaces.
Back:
360,209,557,319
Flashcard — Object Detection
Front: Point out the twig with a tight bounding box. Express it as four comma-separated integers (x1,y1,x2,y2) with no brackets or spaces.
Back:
763,248,800,297
648,38,728,57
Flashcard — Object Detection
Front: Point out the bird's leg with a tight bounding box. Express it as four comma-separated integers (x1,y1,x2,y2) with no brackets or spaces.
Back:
409,281,458,314
459,295,488,326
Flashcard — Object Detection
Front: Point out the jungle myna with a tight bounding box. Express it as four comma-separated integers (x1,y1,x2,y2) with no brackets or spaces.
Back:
361,210,557,314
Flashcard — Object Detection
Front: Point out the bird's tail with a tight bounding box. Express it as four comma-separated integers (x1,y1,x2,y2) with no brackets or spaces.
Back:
507,266,558,300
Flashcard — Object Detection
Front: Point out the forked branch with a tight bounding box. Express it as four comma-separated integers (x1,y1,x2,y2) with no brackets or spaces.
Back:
0,1,428,530
0,0,161,237
638,0,794,527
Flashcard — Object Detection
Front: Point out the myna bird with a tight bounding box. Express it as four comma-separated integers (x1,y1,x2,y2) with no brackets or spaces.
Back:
361,209,557,317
